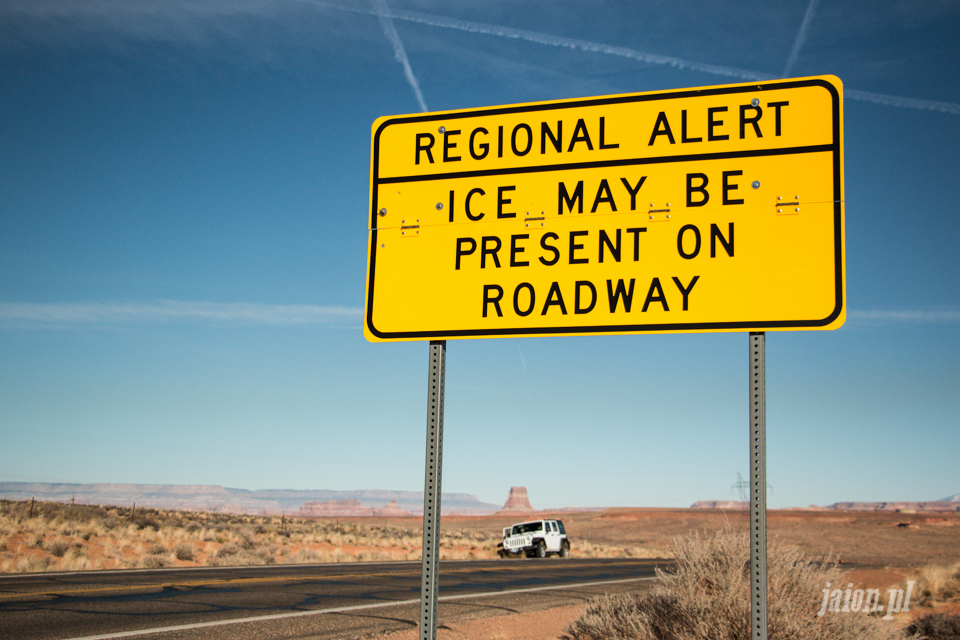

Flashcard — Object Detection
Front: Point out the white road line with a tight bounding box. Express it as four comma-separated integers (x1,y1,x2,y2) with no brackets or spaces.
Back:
60,576,654,640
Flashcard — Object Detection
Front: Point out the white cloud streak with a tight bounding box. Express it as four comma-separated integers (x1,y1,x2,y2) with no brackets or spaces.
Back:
371,0,428,112
517,344,527,374
782,0,821,78
0,301,362,328
848,308,960,325
326,2,770,82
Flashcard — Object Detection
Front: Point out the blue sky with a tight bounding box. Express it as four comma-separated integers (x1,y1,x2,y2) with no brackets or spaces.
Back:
1,0,958,509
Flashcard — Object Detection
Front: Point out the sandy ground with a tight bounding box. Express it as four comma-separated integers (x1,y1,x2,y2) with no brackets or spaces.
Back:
378,605,585,640
372,567,960,640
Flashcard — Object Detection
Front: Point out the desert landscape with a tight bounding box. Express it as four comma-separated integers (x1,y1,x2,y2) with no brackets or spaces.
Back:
2,498,958,629
2,483,959,638
7,498,957,570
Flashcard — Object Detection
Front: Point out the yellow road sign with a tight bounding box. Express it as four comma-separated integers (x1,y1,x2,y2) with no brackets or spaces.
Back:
365,76,844,341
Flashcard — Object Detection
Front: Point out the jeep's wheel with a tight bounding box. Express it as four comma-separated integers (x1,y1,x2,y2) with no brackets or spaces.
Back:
535,541,546,558
560,543,570,558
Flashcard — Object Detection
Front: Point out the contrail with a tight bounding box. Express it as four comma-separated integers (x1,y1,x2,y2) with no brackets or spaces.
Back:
782,0,821,78
0,301,362,328
339,2,769,82
8,0,957,115
371,0,428,112
517,344,527,374
306,0,959,115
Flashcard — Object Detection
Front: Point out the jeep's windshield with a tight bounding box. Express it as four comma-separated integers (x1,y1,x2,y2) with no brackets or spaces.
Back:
511,522,542,534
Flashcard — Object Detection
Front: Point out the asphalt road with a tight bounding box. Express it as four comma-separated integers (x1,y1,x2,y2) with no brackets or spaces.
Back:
0,558,667,640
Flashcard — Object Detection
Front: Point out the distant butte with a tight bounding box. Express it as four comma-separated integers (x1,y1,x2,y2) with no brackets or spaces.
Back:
496,486,535,514
690,500,748,509
375,498,412,517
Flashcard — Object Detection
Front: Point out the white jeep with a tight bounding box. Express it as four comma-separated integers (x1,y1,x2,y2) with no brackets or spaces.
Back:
497,519,570,558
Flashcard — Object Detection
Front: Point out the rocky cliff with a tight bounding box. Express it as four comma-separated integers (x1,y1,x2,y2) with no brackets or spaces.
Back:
827,501,960,512
300,499,376,517
0,482,497,516
298,498,414,517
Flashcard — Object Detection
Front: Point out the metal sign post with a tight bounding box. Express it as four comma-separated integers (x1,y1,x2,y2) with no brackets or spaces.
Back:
749,332,767,640
420,340,446,640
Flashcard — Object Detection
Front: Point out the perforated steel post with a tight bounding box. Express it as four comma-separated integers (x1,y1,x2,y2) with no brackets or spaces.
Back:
749,332,767,640
420,340,446,640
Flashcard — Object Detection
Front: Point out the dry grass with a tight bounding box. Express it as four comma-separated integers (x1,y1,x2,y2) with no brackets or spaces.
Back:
0,499,644,574
882,559,960,631
562,528,907,640
914,562,960,603
904,611,960,638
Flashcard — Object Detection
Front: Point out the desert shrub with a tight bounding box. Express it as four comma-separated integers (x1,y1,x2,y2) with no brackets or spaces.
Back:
148,543,167,555
291,548,320,564
62,548,92,571
46,538,72,558
17,556,51,573
215,543,239,558
140,555,168,569
174,543,195,561
562,529,905,640
916,563,960,603
132,518,160,531
905,612,960,639
237,532,256,551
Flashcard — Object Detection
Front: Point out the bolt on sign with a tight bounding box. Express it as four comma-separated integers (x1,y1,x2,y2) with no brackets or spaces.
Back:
365,76,844,342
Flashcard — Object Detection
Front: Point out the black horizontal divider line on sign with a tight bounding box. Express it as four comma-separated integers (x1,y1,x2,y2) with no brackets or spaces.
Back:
374,144,837,186
369,77,840,189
